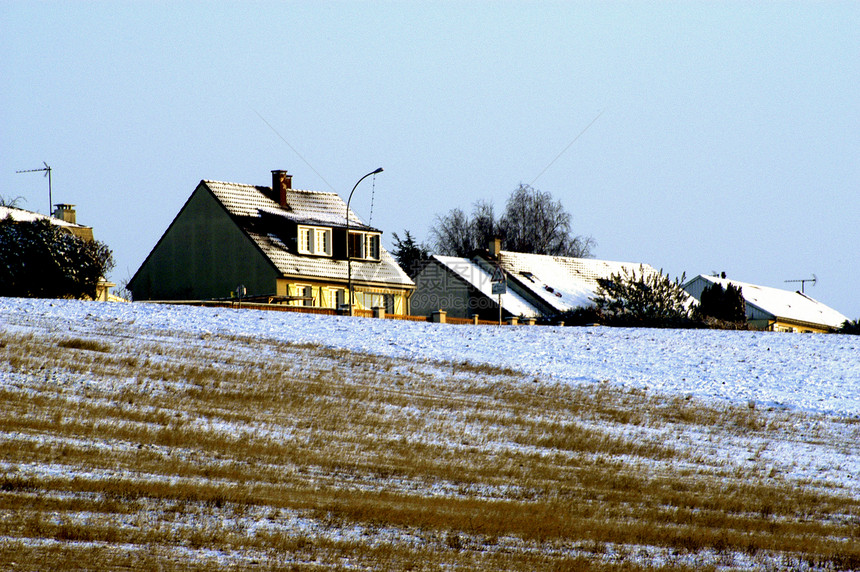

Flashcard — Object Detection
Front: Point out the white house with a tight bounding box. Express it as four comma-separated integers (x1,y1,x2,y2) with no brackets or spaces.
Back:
412,239,660,321
683,274,848,333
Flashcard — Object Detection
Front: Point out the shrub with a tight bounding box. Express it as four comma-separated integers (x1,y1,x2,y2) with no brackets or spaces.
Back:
0,217,114,299
592,266,695,328
838,319,860,335
553,305,602,326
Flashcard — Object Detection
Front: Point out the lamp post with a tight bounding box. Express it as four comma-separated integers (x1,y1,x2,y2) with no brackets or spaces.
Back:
346,167,383,316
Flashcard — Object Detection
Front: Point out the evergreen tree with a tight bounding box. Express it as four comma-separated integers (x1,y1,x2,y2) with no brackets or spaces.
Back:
592,266,693,327
838,319,860,335
390,230,430,278
695,282,746,323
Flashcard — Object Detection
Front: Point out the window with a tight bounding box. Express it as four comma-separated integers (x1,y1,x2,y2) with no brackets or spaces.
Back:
366,234,380,260
298,285,313,306
315,228,330,255
348,231,381,261
348,231,364,259
297,226,332,256
331,288,345,309
298,227,311,253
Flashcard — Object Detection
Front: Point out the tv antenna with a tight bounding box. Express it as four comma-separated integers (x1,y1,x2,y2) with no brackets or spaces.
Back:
16,162,52,214
785,274,817,294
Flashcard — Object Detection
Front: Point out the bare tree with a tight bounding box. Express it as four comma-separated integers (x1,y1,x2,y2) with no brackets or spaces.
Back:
470,200,498,253
499,184,594,257
429,207,475,257
0,195,25,208
429,184,595,258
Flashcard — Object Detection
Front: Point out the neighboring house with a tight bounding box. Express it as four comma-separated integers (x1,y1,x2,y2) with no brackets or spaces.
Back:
1,204,94,241
0,204,116,301
412,239,659,320
128,170,414,314
412,254,541,320
683,274,848,333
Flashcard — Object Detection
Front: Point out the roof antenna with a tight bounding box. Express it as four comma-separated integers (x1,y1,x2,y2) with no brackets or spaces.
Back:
16,162,52,214
784,274,817,294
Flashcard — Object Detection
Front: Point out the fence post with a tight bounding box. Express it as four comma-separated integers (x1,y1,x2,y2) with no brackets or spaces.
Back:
431,310,447,324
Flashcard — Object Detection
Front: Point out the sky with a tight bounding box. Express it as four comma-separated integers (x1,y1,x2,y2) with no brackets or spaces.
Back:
2,1,858,319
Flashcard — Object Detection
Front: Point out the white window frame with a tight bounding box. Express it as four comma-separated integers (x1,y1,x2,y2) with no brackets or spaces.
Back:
297,225,332,256
365,233,380,261
348,230,381,261
298,227,311,254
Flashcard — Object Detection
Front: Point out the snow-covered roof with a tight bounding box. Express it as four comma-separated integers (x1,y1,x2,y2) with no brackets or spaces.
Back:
432,255,541,318
687,275,848,329
495,251,660,313
202,180,412,288
0,206,88,230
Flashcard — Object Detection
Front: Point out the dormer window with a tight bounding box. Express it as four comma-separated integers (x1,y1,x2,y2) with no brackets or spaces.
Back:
297,225,332,256
348,230,381,261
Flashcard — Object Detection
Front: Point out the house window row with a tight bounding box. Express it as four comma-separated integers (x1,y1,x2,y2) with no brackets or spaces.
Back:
282,281,403,313
297,226,380,261
297,225,333,256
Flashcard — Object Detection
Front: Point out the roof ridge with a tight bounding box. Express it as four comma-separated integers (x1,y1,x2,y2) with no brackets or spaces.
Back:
202,179,262,187
499,250,653,268
203,179,339,196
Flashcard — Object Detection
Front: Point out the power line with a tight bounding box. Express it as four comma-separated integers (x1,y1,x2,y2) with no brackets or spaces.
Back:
530,110,604,187
250,108,338,194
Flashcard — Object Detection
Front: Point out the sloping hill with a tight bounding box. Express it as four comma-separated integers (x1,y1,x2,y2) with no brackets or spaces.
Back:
1,299,858,570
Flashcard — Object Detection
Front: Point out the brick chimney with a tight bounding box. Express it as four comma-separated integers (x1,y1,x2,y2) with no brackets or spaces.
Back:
270,170,293,207
489,236,502,258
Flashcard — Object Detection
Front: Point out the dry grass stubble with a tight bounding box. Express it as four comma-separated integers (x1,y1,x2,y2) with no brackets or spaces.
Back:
0,323,858,570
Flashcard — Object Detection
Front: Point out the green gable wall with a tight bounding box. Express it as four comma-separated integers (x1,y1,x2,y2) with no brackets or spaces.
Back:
129,184,279,300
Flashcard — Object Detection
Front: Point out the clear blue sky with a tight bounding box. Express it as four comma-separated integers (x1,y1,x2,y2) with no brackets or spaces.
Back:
3,2,858,319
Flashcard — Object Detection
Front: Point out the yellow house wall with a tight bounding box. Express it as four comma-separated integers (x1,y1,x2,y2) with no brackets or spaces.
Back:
749,318,831,334
276,279,410,314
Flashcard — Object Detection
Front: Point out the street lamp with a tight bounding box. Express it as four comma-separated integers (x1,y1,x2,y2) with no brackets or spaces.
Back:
346,167,383,316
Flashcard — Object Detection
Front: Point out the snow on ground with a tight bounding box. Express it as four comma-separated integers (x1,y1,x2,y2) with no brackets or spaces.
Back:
2,297,859,569
2,297,858,417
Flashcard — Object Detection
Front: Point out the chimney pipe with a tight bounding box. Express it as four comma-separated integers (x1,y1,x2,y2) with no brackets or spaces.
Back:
271,170,292,207
53,204,77,224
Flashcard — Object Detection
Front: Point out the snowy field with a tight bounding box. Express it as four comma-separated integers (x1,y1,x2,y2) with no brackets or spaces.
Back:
1,297,859,570
3,297,858,417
